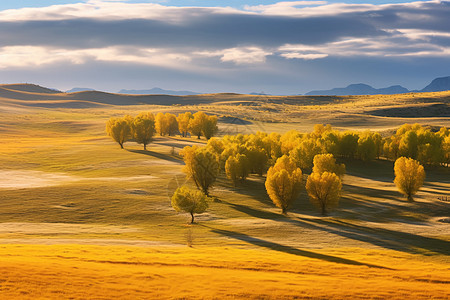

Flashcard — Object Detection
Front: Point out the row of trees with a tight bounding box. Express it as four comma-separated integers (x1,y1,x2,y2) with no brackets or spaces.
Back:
173,123,433,222
179,141,346,217
106,111,219,150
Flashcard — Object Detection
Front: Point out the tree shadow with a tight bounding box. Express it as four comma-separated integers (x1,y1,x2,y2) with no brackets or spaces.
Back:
220,199,285,220
126,149,183,164
208,227,391,269
219,198,450,256
299,218,450,256
343,183,400,201
343,159,394,183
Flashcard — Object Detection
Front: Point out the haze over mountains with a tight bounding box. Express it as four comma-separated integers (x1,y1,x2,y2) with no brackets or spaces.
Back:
118,88,199,96
305,76,450,96
63,76,450,96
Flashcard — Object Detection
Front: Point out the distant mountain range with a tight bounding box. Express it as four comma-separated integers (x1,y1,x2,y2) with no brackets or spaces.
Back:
118,87,199,96
305,76,450,96
66,87,95,93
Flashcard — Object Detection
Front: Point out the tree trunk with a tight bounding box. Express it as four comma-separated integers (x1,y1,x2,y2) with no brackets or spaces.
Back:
143,143,147,151
281,207,287,215
119,143,124,149
321,204,327,216
407,194,414,202
190,212,194,224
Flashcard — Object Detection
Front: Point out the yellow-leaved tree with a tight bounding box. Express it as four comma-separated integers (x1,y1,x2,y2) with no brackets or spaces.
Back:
180,146,219,196
131,112,155,150
394,157,425,202
165,113,178,136
106,116,132,149
306,171,342,216
312,154,345,178
155,112,168,136
171,186,209,223
265,155,303,214
189,111,206,139
177,112,193,137
225,154,250,186
202,115,218,140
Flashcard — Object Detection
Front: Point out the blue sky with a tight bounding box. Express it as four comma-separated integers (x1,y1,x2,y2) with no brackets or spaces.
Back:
0,0,449,94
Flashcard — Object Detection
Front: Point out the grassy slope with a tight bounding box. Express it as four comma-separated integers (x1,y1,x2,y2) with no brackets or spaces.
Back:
0,90,449,299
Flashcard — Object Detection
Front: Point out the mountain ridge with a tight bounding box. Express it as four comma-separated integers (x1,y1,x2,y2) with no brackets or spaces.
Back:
118,87,199,96
305,76,450,96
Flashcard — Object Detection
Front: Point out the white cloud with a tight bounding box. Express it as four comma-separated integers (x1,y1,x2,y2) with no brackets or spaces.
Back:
197,47,272,64
0,46,192,69
244,1,327,15
0,1,243,22
281,52,328,60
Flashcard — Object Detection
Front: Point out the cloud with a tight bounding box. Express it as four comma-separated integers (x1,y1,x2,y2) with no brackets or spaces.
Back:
0,46,193,69
0,0,449,94
197,47,272,64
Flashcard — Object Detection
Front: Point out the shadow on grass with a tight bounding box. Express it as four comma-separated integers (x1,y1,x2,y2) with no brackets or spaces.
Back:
299,218,450,256
126,149,183,164
221,199,284,220
343,183,400,201
209,227,391,269
220,198,450,256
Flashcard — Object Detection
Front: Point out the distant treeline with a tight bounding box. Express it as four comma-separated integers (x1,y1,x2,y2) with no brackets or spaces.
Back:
106,111,218,149
201,123,449,175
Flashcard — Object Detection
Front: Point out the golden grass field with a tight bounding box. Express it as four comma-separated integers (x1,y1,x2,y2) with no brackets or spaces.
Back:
0,84,449,299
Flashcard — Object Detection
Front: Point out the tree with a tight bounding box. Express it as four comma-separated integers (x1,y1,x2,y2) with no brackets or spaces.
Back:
131,112,155,150
155,112,168,136
245,146,268,176
399,130,419,159
443,135,450,167
177,112,193,137
338,131,359,159
290,138,321,170
180,146,219,196
357,131,380,161
394,157,425,202
202,115,218,140
171,186,209,223
189,111,206,139
306,171,342,216
105,116,132,149
312,154,345,178
265,155,303,214
165,113,178,136
225,154,250,186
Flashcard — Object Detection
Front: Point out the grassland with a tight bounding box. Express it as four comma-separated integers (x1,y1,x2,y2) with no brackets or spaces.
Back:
0,85,449,299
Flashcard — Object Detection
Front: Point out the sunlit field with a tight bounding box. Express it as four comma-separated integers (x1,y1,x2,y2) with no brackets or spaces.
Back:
0,85,449,299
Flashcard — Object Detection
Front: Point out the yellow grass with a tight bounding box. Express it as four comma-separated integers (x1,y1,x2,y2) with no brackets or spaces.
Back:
0,87,449,299
0,244,449,299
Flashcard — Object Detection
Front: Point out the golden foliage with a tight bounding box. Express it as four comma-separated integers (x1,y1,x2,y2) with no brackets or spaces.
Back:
180,145,219,195
155,112,168,136
394,157,425,201
189,111,206,139
105,116,132,149
165,113,178,136
225,154,250,186
177,112,193,137
306,171,342,215
312,154,345,178
265,155,302,214
131,112,155,150
171,185,209,223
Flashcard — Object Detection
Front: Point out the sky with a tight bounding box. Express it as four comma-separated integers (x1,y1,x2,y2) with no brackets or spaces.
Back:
0,0,449,94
